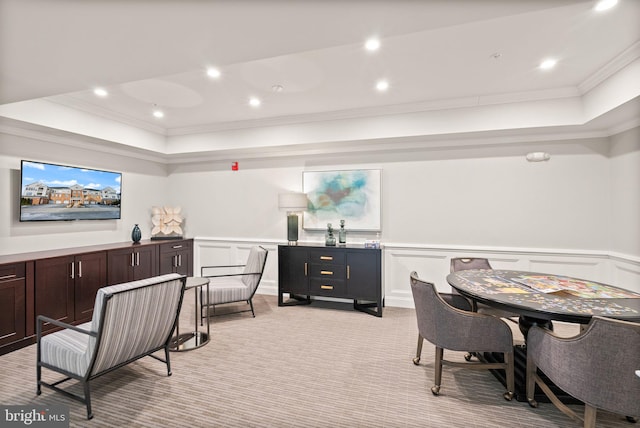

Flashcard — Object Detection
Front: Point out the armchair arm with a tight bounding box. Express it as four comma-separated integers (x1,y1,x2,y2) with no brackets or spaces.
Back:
36,315,97,339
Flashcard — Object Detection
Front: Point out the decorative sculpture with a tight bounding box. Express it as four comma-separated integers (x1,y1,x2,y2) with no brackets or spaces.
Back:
151,206,184,240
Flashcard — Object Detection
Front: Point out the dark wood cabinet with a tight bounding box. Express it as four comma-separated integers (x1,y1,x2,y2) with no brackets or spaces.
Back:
73,251,108,322
35,251,107,330
278,244,383,317
107,244,157,285
0,263,26,347
0,238,193,354
159,240,193,276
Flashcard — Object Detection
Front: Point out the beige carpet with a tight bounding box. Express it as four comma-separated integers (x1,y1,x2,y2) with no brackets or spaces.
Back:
0,295,631,427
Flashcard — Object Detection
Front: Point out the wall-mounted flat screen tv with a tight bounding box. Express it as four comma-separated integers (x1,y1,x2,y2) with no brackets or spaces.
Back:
20,160,122,221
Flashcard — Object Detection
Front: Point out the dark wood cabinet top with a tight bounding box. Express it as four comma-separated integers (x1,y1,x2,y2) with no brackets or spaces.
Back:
0,238,193,265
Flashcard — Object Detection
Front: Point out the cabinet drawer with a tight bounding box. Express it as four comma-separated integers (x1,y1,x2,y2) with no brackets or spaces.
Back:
309,278,346,297
309,263,345,279
159,240,192,254
0,263,25,282
308,249,345,264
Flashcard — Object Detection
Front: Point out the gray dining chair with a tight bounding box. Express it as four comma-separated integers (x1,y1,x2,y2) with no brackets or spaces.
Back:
526,316,640,428
450,257,519,320
410,271,515,400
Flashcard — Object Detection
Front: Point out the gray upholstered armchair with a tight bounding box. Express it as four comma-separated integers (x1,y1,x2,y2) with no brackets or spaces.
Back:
37,273,187,419
410,271,515,400
526,316,640,427
200,246,268,320
450,257,519,320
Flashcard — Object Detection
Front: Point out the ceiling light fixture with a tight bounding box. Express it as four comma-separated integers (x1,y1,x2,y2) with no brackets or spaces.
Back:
93,88,108,97
152,105,164,118
206,67,221,78
594,0,617,12
376,80,389,92
272,84,284,93
539,58,557,70
365,38,380,52
526,152,551,162
249,97,261,107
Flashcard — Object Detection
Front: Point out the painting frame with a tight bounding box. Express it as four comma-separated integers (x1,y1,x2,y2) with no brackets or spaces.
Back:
302,169,381,231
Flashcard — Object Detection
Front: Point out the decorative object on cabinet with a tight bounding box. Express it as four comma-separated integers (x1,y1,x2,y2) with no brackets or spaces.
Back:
131,224,142,243
36,273,187,420
338,219,346,245
200,246,268,319
325,223,336,246
151,206,183,240
278,192,308,245
303,169,381,231
278,244,383,317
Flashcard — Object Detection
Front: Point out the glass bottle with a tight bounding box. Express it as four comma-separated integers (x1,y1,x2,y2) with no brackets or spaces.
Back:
338,219,346,245
325,223,336,246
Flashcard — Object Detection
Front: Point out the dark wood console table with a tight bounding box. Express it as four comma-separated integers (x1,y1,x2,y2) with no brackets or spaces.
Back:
278,244,383,317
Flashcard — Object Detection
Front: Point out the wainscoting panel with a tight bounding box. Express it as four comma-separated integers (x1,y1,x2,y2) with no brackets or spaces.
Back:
194,238,640,309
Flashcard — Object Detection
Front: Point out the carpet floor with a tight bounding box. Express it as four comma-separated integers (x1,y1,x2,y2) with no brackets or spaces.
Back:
0,294,632,427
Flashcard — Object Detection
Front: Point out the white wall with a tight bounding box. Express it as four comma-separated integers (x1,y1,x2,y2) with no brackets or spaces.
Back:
0,132,170,255
609,127,640,257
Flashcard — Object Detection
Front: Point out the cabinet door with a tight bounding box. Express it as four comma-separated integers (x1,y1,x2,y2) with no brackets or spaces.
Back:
35,256,75,331
132,245,157,280
346,250,380,300
0,263,26,346
74,252,107,322
107,247,135,285
279,246,309,294
159,241,192,276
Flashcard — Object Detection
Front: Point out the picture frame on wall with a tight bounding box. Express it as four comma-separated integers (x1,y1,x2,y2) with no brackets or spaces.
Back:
302,169,381,231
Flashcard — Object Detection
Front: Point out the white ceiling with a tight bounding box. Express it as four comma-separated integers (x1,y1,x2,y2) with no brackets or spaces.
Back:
1,0,639,150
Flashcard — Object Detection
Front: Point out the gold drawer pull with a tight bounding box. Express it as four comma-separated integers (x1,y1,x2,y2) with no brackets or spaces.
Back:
321,285,334,290
320,256,333,261
321,270,333,275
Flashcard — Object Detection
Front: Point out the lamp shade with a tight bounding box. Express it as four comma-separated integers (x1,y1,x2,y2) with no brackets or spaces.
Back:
278,193,308,211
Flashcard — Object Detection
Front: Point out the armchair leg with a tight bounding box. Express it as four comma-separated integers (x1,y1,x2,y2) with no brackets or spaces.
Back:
503,351,514,401
432,346,443,395
249,299,255,317
413,334,423,365
584,405,597,428
84,382,93,420
165,346,172,376
526,351,538,408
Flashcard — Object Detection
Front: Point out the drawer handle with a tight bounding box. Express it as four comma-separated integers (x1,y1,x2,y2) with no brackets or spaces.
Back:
347,265,350,280
320,270,333,275
304,262,308,276
173,245,183,249
320,256,333,261
320,285,334,290
0,274,17,280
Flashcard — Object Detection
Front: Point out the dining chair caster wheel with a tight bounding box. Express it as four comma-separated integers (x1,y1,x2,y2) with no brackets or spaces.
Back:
625,416,637,423
527,398,538,408
503,391,513,401
431,385,440,396
464,352,472,362
412,357,420,365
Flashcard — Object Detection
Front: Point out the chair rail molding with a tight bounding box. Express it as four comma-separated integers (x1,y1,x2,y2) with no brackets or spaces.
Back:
194,237,640,309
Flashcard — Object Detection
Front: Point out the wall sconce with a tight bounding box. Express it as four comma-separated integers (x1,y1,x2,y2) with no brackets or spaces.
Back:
526,152,551,162
278,193,308,245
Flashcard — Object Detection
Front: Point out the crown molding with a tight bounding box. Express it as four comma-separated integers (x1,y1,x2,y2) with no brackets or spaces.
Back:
579,40,640,95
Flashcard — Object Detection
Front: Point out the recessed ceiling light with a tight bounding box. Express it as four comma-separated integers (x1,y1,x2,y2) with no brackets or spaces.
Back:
376,80,389,92
152,109,164,118
365,38,380,52
249,97,261,107
594,0,617,12
93,88,108,97
206,67,221,78
539,58,557,70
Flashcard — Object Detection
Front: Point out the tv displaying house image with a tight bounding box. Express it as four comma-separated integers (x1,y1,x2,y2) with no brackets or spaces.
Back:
20,160,122,221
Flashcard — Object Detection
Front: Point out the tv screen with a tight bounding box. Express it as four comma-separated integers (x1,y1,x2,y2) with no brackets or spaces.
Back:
20,160,122,221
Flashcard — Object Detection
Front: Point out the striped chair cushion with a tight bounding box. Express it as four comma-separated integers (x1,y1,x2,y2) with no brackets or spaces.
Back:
40,322,94,377
40,273,183,378
241,246,267,290
207,277,250,304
